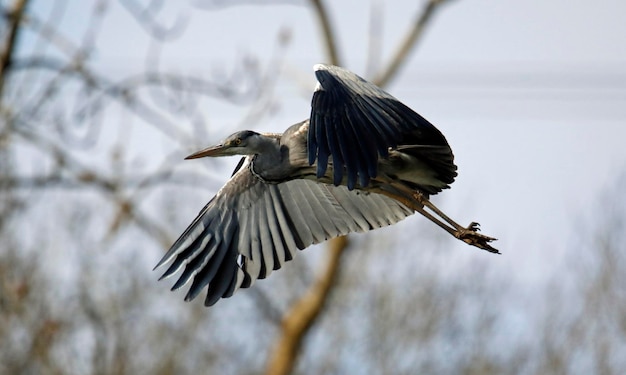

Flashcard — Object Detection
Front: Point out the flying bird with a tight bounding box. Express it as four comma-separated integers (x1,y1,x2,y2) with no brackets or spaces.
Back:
155,64,498,306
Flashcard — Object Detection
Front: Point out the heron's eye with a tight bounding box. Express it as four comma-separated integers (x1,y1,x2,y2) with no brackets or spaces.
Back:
234,138,242,146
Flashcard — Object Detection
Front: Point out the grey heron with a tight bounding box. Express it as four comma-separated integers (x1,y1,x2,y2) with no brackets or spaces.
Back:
155,64,498,306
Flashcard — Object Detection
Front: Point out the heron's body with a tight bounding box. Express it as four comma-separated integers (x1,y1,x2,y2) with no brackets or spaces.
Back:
249,120,453,194
155,64,498,306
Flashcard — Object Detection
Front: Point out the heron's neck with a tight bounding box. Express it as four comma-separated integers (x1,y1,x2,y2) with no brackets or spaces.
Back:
251,135,281,158
250,136,290,181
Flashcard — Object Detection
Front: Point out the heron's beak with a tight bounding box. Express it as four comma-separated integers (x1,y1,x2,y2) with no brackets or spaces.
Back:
185,144,230,159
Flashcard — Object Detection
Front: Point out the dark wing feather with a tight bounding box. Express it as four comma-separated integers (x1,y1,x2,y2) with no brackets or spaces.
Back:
155,158,414,306
308,64,455,189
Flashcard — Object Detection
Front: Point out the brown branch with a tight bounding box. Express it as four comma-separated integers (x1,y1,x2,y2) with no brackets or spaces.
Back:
264,2,459,373
263,2,347,372
0,0,29,100
264,236,348,375
309,0,340,65
373,0,453,87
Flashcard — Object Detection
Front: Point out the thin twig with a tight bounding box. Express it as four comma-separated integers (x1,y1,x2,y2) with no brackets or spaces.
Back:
308,0,340,65
12,125,172,248
119,0,189,41
0,0,29,100
373,0,453,87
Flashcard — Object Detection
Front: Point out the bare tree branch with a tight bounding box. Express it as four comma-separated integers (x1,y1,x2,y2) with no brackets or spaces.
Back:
365,0,384,78
9,53,264,149
0,0,29,100
266,0,460,374
263,2,347,372
308,0,340,65
264,236,348,375
373,0,453,87
193,0,306,11
119,0,189,41
263,2,460,372
12,125,173,248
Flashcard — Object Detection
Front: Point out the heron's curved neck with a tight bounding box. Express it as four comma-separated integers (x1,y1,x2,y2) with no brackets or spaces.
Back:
249,135,290,182
249,135,281,158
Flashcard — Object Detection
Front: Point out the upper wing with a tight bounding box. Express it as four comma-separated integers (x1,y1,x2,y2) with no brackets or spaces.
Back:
308,64,453,190
155,158,414,306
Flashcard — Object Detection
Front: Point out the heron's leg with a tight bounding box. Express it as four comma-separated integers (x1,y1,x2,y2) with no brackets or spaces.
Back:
413,191,473,231
411,191,499,253
371,184,499,253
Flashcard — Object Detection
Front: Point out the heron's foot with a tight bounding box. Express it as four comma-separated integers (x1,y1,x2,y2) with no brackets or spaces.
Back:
456,222,500,254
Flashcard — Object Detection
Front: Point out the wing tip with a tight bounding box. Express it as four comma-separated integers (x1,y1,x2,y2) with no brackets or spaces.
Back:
153,257,169,271
313,63,329,72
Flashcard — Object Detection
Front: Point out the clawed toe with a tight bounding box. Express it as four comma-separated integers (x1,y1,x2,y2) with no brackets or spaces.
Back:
456,226,499,254
467,222,481,232
404,192,500,254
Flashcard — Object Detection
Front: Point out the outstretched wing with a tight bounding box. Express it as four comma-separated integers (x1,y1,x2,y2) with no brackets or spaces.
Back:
155,158,414,306
308,64,454,190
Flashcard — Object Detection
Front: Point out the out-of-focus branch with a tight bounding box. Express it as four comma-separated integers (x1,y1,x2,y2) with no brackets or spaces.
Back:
194,0,306,10
373,0,453,87
264,236,348,375
266,1,458,373
0,0,28,100
10,53,262,147
12,125,172,248
119,0,189,41
266,3,346,371
365,0,383,78
0,171,209,192
309,0,340,65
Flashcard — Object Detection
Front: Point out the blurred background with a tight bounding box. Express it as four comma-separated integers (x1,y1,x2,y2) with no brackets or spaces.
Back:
1,0,625,374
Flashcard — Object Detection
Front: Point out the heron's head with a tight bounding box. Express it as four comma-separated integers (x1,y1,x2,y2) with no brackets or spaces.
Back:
185,130,264,159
